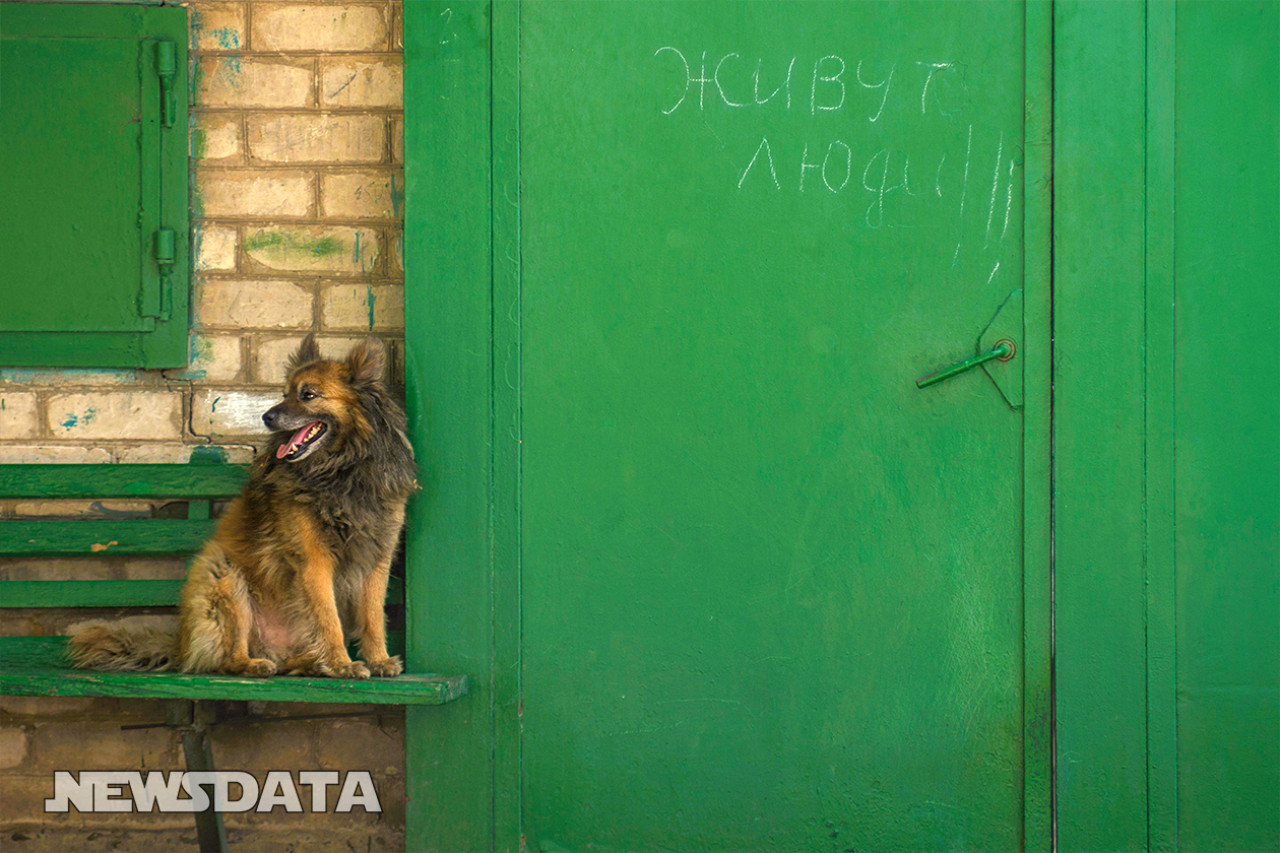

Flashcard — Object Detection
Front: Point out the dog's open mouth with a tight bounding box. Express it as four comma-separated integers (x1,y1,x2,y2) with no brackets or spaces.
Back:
276,422,327,461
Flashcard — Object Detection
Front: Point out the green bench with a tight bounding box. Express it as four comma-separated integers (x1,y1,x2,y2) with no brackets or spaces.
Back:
0,463,466,851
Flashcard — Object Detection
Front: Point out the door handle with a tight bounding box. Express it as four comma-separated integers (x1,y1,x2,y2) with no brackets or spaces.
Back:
916,339,1015,388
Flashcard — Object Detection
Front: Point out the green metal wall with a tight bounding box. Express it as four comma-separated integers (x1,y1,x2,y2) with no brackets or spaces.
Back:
1055,2,1279,850
404,2,1280,849
1171,6,1279,848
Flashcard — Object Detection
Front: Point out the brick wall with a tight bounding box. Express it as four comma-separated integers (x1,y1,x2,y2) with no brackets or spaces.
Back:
1,3,409,849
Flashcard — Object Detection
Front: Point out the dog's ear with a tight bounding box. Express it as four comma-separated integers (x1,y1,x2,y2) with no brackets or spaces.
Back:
287,333,322,374
346,336,387,388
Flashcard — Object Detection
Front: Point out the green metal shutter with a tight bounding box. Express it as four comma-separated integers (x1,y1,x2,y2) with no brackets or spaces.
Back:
0,3,188,368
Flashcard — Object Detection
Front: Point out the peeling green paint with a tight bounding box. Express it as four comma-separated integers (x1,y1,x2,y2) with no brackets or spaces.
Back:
367,286,378,329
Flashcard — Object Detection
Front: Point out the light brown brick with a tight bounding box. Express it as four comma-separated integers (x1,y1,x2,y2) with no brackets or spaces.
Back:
30,721,183,770
243,226,380,275
192,112,243,163
247,114,385,164
197,169,313,218
0,392,39,439
320,58,402,108
389,231,403,277
194,224,238,272
391,116,403,164
311,717,403,770
196,56,314,109
46,392,183,441
0,696,96,717
0,727,27,770
0,446,112,463
191,389,279,438
190,2,247,52
254,334,368,383
163,333,243,382
253,4,389,52
320,283,404,331
321,170,402,220
195,279,314,329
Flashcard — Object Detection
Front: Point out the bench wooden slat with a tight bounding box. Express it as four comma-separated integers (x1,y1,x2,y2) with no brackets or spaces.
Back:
0,636,466,705
0,463,461,705
2,579,186,608
0,519,218,556
1,578,406,608
0,464,249,499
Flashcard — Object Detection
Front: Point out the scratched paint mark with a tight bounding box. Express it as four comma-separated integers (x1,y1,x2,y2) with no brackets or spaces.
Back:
61,414,78,429
328,70,359,99
90,541,119,553
211,396,221,413
985,131,1004,247
366,286,377,329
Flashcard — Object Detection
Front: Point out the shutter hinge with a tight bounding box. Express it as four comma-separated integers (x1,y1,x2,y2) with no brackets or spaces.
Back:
151,228,175,321
155,41,176,128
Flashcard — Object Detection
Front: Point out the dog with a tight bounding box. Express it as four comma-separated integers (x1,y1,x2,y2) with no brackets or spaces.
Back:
68,334,416,679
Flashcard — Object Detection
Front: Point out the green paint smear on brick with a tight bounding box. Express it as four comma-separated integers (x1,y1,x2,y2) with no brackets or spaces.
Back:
213,27,240,50
367,286,377,329
245,230,346,258
189,445,229,464
61,408,94,430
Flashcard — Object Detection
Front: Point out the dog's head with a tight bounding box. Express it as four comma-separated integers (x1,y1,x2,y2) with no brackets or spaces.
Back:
261,334,388,464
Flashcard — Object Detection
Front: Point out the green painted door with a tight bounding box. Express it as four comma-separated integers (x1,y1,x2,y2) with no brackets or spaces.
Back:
514,3,1049,850
405,3,1278,849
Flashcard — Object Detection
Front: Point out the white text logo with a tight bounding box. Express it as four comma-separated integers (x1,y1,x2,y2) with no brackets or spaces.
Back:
44,771,381,814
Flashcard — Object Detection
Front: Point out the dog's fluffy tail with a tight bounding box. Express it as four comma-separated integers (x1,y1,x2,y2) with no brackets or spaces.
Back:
66,616,179,672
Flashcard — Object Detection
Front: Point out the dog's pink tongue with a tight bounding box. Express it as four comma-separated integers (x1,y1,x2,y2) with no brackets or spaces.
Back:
276,424,313,459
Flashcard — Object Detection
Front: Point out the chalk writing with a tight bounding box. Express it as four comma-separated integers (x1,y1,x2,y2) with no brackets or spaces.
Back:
856,60,895,123
654,48,967,120
810,56,846,114
738,137,780,189
653,47,1018,249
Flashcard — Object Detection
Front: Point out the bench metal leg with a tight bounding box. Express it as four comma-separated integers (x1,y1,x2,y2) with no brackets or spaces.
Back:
169,701,228,853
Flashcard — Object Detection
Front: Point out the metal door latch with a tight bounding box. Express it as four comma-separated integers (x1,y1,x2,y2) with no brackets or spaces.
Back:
915,289,1024,408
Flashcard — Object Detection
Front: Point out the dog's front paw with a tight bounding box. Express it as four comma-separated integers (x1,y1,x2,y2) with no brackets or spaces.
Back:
242,658,278,678
366,656,403,678
330,660,371,680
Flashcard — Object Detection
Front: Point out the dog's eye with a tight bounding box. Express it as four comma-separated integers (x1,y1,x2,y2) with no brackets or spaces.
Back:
299,388,319,402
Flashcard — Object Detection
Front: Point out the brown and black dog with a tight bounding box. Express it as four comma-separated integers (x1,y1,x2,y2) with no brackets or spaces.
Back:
68,335,416,679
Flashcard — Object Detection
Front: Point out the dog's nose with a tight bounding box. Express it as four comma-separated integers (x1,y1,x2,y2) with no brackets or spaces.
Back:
262,408,279,429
